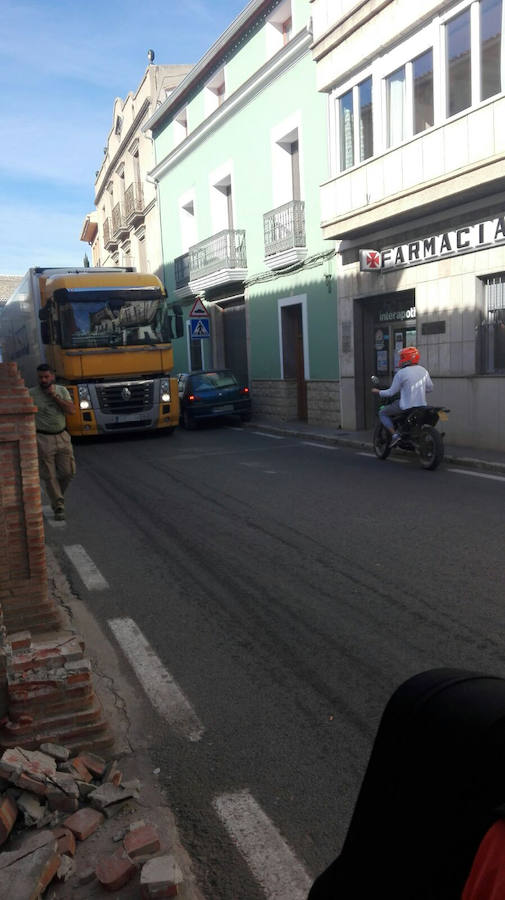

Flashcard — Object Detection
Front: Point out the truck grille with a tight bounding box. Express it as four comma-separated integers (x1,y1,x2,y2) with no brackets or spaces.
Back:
95,380,154,414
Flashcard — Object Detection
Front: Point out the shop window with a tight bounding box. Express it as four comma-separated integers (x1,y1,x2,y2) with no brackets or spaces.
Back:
481,275,505,372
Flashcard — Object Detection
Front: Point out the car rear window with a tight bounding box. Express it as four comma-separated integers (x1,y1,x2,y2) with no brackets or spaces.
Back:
190,372,238,390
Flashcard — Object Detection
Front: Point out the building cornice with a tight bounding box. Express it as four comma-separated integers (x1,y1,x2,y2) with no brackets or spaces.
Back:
144,0,277,133
149,29,312,183
95,97,151,204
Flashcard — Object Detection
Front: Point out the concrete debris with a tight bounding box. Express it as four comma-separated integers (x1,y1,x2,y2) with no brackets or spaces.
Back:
0,830,60,900
16,791,46,825
39,743,70,762
56,852,74,881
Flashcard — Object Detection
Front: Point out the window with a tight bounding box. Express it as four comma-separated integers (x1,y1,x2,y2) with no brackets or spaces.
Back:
266,0,292,56
446,9,472,116
386,66,406,147
481,0,502,100
481,275,505,372
358,77,373,160
339,90,354,169
413,50,434,133
205,69,225,116
174,107,188,143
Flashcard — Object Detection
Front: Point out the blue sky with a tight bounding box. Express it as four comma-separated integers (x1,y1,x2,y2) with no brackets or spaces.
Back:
0,0,247,275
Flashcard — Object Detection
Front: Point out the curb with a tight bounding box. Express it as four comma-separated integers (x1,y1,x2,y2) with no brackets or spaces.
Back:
244,421,505,476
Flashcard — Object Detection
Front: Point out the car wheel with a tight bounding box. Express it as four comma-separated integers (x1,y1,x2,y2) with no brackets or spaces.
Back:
183,409,197,430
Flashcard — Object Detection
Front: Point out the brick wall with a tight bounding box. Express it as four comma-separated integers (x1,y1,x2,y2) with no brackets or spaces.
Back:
307,380,341,428
0,363,61,633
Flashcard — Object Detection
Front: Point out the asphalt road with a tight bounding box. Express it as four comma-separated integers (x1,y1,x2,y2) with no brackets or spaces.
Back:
47,423,505,899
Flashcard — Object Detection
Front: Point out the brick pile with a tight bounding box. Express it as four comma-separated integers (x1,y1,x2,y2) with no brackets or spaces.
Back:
0,744,184,897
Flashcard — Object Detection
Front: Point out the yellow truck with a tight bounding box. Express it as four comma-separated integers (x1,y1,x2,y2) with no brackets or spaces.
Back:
0,267,181,436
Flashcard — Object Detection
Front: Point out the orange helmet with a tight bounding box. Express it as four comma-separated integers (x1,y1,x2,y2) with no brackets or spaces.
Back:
399,346,420,367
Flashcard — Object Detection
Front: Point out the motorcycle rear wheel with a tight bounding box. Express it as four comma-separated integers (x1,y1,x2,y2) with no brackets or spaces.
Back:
373,423,391,460
419,427,444,470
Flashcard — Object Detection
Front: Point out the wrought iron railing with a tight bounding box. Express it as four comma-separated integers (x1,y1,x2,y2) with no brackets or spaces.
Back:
263,200,306,256
112,201,127,237
125,182,144,222
189,230,247,279
174,253,190,289
103,217,116,248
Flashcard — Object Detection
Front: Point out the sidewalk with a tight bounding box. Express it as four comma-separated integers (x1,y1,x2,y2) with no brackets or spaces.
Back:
244,418,505,476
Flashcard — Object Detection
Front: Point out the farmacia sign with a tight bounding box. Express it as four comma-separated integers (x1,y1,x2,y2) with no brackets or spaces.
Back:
360,215,505,271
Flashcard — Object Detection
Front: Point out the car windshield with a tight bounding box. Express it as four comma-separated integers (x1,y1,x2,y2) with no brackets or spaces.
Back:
57,288,173,348
189,372,238,390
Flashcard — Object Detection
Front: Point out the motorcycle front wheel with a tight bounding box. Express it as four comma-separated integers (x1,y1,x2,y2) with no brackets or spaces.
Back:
373,423,391,460
418,427,444,470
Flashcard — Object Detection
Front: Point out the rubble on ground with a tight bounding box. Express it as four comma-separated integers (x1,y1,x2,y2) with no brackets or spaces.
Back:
0,744,184,897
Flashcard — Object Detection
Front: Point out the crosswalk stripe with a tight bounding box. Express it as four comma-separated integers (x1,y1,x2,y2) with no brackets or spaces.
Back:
214,790,312,900
64,544,109,590
108,617,204,742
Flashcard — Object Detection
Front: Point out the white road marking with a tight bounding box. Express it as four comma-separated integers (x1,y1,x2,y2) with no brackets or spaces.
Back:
448,467,505,482
214,790,312,900
249,431,284,439
64,544,109,590
42,505,66,528
108,617,204,742
302,442,339,450
357,451,374,457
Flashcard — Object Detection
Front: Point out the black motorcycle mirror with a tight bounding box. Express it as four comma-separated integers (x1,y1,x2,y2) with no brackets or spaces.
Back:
371,375,379,386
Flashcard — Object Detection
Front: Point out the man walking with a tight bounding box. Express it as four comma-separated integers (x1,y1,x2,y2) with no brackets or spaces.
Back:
29,364,76,520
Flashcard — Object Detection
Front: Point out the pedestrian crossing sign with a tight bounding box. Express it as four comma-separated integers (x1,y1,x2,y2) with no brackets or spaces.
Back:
190,318,210,339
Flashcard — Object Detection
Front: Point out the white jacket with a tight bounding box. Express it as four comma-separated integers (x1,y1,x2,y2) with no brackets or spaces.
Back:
379,364,433,409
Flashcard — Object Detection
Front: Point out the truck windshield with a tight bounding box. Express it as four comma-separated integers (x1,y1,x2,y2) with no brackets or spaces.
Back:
57,288,172,348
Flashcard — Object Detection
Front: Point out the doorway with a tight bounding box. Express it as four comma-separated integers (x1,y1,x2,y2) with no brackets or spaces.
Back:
357,290,416,429
281,300,307,421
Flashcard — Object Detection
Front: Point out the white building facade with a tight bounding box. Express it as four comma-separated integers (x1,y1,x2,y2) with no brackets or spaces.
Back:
311,0,505,450
84,63,192,278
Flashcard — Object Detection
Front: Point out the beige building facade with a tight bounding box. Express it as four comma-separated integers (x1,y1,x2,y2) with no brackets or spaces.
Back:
82,62,193,279
311,0,505,450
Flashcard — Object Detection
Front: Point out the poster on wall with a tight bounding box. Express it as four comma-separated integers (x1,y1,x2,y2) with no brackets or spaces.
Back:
376,349,388,373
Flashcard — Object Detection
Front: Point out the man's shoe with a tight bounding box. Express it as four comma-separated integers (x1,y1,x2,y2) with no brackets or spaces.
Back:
390,433,401,447
54,504,65,521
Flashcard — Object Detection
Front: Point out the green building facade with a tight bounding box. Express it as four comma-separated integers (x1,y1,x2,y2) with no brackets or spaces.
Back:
146,0,340,425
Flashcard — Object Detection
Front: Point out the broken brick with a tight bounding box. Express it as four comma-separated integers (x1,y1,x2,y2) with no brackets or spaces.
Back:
63,807,104,840
79,752,106,778
0,794,18,845
96,851,137,892
39,743,70,762
61,757,93,782
53,826,76,857
140,854,183,898
123,823,160,860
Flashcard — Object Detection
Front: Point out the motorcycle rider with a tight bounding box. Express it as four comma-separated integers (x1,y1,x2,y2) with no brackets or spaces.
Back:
371,346,433,446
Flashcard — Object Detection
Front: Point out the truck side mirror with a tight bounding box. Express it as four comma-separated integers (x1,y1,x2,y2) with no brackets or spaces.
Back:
39,321,50,344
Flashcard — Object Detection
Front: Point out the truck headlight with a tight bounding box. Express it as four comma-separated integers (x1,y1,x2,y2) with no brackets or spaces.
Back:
78,384,91,410
160,378,170,403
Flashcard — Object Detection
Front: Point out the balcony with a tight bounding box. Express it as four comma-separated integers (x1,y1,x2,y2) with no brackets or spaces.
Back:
103,217,117,251
188,229,247,292
263,200,307,269
125,182,145,227
174,253,190,288
112,202,129,241
320,95,505,242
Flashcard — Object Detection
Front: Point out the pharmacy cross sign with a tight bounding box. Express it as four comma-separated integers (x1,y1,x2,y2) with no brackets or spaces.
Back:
363,250,381,269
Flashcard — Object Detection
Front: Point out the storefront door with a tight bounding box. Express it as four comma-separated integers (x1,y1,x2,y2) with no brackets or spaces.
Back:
359,291,416,429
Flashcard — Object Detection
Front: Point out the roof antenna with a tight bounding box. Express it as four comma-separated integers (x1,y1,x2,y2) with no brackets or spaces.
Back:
147,49,155,64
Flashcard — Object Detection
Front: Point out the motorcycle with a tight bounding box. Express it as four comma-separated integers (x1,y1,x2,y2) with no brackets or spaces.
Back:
371,375,450,470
